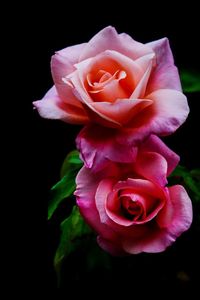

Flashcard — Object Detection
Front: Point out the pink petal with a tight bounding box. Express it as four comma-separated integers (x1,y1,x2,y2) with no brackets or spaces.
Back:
135,151,168,186
90,98,152,125
146,38,182,93
75,164,120,204
141,135,179,175
156,190,174,228
118,32,154,60
114,178,165,200
57,43,87,65
131,54,155,99
80,26,153,61
147,89,189,134
51,53,84,108
117,88,189,145
51,53,75,84
95,179,116,223
122,226,174,254
76,125,138,171
164,185,193,235
51,43,86,95
75,166,119,241
33,86,88,124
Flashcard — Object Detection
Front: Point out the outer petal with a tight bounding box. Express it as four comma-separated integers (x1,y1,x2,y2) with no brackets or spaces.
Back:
140,135,179,175
80,26,153,61
122,226,174,254
146,38,182,93
76,125,138,172
146,89,189,134
56,43,87,65
51,43,87,87
33,86,89,124
135,151,168,186
75,166,119,241
51,52,85,108
161,185,193,234
117,88,189,145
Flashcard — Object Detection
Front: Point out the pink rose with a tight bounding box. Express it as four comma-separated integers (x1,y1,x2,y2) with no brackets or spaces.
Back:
75,135,192,255
34,26,189,138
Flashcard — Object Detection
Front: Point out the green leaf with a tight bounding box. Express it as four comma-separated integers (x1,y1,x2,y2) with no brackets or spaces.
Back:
48,150,83,220
169,165,187,177
54,206,92,282
86,241,112,272
48,175,76,220
181,70,200,93
169,165,200,202
60,150,83,178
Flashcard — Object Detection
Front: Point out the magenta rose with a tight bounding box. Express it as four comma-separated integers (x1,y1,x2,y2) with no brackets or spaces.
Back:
33,26,189,136
75,135,192,255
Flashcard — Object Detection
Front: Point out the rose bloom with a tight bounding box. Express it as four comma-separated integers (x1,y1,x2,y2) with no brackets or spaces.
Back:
75,135,192,255
34,26,189,138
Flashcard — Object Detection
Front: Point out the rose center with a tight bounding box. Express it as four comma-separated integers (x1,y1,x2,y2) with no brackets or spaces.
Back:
86,68,129,102
87,69,126,87
120,195,144,221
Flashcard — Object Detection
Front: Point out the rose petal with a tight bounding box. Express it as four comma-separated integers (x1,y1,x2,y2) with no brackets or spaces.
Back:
90,98,152,125
122,226,172,254
76,125,138,171
146,89,189,134
80,26,153,61
163,185,193,235
135,151,168,186
75,166,119,241
57,43,87,65
118,32,154,60
117,88,189,145
51,53,75,84
129,53,155,99
140,135,179,175
146,38,182,93
95,178,116,223
115,178,165,200
51,54,84,108
33,86,88,124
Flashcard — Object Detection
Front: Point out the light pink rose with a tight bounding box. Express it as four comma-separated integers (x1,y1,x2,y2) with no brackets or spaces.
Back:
75,135,192,255
34,26,189,138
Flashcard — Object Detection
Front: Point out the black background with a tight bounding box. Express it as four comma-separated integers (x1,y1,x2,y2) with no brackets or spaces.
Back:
27,2,200,294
